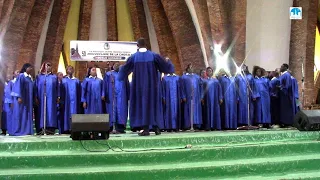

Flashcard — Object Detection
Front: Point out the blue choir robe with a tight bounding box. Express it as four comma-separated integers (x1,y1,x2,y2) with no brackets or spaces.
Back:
254,77,271,124
10,73,34,136
162,74,181,130
81,77,105,114
103,71,112,114
2,80,14,131
35,74,59,131
279,71,294,125
202,77,223,130
291,76,299,114
62,77,80,132
118,50,174,128
104,71,129,128
57,81,65,133
236,74,259,125
180,73,202,129
218,75,238,129
155,72,165,130
269,77,280,124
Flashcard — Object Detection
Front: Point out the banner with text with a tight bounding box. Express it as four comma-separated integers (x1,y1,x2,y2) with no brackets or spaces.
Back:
70,41,137,61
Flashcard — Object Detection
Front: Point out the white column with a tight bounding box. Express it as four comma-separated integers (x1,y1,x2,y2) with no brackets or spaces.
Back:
246,0,293,72
142,0,160,53
35,0,55,73
185,0,209,67
89,0,107,40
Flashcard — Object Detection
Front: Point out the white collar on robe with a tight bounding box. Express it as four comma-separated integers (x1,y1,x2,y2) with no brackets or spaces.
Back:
66,76,76,79
291,76,295,79
281,71,288,75
185,73,193,75
167,73,176,76
11,78,16,83
255,76,260,79
271,77,277,81
138,48,147,52
5,82,8,85
89,76,97,79
24,72,33,80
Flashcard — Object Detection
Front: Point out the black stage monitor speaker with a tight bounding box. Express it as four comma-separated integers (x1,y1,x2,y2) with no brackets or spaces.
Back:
294,110,320,131
71,114,110,140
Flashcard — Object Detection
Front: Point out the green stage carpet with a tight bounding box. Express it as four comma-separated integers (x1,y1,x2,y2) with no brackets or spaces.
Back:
0,130,319,179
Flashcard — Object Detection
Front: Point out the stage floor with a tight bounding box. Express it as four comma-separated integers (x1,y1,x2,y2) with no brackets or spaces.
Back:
0,128,303,142
0,129,319,179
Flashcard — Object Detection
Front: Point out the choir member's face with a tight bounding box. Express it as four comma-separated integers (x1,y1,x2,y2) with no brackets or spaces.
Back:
46,63,52,72
242,65,248,72
14,70,20,78
6,75,11,82
256,69,262,77
58,73,64,81
280,65,287,72
113,63,120,71
187,65,193,73
200,70,206,78
26,67,33,75
90,67,97,77
67,67,74,75
206,68,213,77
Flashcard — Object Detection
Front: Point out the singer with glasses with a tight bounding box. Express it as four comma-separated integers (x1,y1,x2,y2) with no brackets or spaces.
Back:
34,62,59,135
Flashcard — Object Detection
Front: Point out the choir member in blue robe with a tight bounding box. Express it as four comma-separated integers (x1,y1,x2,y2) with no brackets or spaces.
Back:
269,71,280,125
291,76,299,114
199,69,207,130
202,67,223,130
180,64,203,130
10,64,34,136
104,71,112,114
155,71,165,130
104,62,129,134
1,73,15,135
279,64,294,126
236,65,259,126
34,62,59,134
253,66,271,126
200,69,207,80
218,70,238,129
162,73,181,131
82,67,105,114
57,72,66,134
118,38,174,136
62,66,80,133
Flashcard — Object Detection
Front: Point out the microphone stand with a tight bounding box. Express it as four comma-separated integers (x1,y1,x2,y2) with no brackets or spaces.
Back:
111,74,116,134
190,78,194,131
237,73,259,130
39,65,48,135
301,62,305,108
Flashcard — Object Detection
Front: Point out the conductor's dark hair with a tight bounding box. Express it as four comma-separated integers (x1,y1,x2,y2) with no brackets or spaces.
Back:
282,63,289,69
137,38,146,47
20,63,32,73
